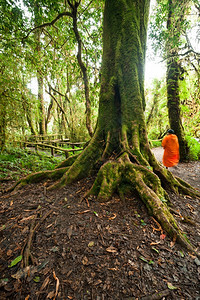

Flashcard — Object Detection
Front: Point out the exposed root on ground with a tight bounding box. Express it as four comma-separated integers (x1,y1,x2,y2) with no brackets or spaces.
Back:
86,152,199,254
2,134,200,255
3,167,69,194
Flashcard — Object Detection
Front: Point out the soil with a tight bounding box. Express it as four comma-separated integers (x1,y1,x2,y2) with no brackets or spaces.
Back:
0,148,200,300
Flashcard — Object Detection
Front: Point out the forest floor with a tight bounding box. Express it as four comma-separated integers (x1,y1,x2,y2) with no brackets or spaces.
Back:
0,147,200,300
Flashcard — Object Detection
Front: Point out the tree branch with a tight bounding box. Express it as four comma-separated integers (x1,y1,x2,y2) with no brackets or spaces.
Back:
47,84,70,103
22,11,72,41
45,89,70,127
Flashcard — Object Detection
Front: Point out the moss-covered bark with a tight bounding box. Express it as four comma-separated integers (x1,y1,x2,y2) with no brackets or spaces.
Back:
166,0,190,161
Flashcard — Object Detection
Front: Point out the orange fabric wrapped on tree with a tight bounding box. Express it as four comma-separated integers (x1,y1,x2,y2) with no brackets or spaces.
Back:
162,129,179,168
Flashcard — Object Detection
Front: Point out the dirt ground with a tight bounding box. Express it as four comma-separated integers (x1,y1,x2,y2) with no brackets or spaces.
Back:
0,148,200,300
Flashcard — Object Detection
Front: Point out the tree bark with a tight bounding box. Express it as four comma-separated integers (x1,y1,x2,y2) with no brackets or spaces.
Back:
69,0,93,137
0,94,7,151
34,1,46,136
166,0,189,161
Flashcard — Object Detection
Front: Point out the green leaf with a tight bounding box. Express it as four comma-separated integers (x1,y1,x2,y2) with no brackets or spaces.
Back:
93,211,98,216
152,247,159,253
140,219,146,226
0,278,8,282
88,241,95,247
8,255,22,268
160,197,167,203
139,256,148,263
33,276,40,283
167,282,177,290
148,260,154,265
0,225,6,231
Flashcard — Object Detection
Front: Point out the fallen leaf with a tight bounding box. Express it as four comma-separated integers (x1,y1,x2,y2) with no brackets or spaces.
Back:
88,241,95,247
93,279,102,285
108,213,117,220
33,276,40,283
128,259,135,266
66,270,72,277
167,282,177,290
11,266,37,280
152,247,159,253
40,276,50,291
106,246,118,253
50,246,59,252
128,271,134,276
47,291,55,299
160,234,166,240
0,278,8,288
78,210,90,214
7,249,12,256
82,256,89,265
150,241,161,245
139,256,148,263
8,255,22,268
67,226,73,239
179,250,185,258
170,235,177,247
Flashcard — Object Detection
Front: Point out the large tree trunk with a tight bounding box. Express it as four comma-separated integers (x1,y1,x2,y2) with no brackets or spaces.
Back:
166,0,189,161
8,0,199,254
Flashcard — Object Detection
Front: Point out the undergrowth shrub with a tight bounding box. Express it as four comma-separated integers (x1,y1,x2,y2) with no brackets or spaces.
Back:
186,136,200,161
0,146,64,180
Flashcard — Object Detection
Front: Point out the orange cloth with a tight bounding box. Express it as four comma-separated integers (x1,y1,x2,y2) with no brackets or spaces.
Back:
162,134,179,167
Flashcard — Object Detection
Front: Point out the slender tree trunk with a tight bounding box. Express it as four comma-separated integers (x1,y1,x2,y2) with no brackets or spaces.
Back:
34,1,46,136
146,80,161,130
166,0,189,161
37,75,46,135
0,94,7,151
69,0,93,137
22,96,37,136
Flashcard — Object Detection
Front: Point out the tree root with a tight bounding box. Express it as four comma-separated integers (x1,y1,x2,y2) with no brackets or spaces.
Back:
87,153,200,255
2,167,69,194
3,135,200,256
47,131,105,190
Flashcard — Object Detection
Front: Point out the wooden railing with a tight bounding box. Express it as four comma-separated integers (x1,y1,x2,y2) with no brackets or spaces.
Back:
13,135,86,158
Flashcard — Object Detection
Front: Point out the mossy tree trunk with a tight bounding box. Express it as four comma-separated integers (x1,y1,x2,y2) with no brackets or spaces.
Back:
166,0,190,161
47,0,199,252
166,57,189,161
9,0,199,253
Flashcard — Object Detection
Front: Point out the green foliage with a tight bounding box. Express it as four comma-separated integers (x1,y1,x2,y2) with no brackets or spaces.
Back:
8,255,22,268
145,79,168,139
150,140,162,148
186,136,200,161
0,146,64,180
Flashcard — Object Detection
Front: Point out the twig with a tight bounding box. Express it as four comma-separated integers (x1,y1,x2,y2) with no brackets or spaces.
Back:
22,210,53,267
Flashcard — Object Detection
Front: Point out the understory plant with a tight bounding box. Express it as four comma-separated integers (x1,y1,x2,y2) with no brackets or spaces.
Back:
0,146,64,180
